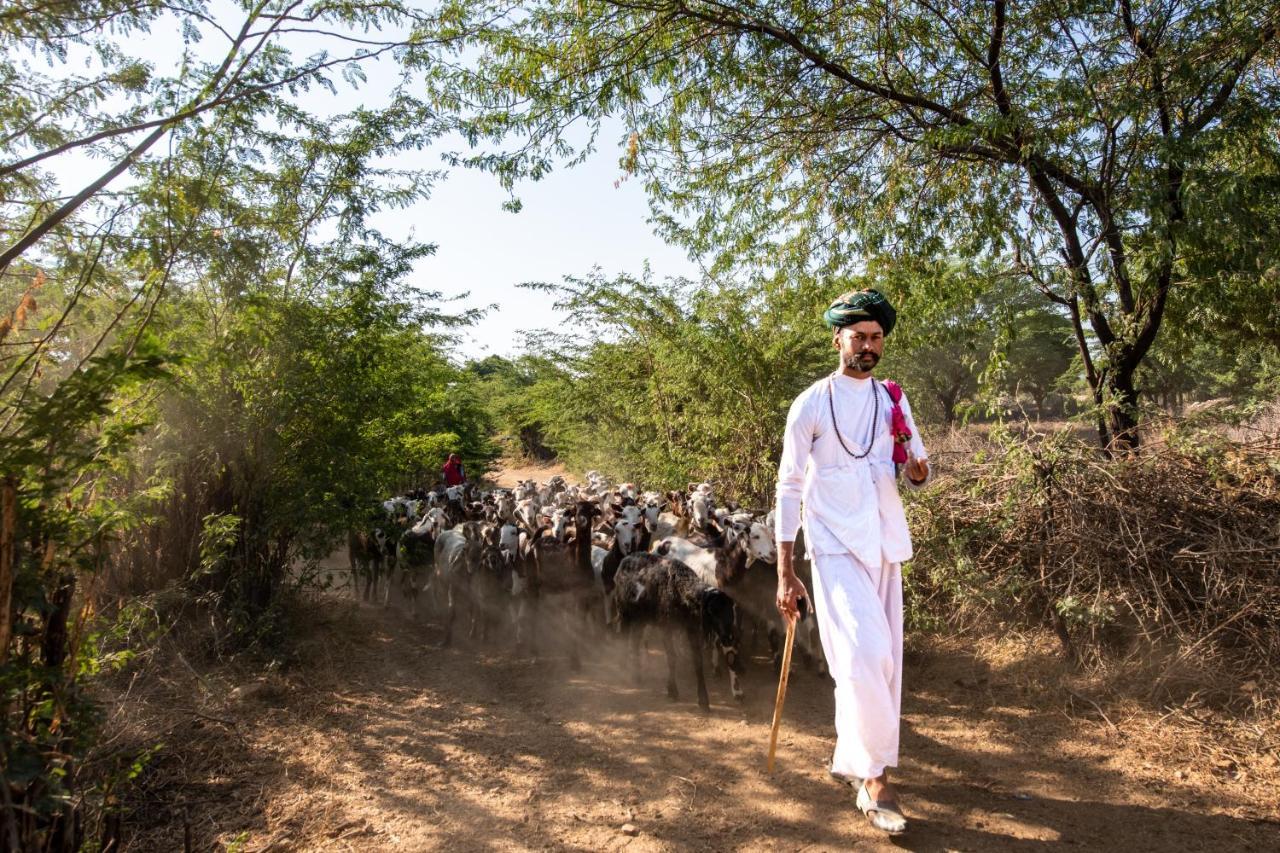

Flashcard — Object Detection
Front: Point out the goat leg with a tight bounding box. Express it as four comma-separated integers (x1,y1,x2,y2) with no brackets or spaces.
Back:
663,629,679,701
808,624,829,676
442,583,455,648
526,596,540,660
689,623,710,711
728,662,744,702
768,627,782,673
510,599,525,650
710,644,724,676
628,624,643,685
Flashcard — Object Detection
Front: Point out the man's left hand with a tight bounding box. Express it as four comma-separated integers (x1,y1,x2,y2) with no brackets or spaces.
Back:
905,455,929,484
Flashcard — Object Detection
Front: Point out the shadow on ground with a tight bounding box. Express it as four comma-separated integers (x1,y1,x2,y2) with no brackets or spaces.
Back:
116,579,1280,852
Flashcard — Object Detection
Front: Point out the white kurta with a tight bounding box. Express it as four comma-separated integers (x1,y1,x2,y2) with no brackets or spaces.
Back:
775,371,929,780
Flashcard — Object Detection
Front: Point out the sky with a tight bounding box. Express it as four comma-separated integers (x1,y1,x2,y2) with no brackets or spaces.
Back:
368,122,701,363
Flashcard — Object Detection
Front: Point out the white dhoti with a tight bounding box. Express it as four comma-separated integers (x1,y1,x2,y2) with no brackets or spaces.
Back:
810,551,903,781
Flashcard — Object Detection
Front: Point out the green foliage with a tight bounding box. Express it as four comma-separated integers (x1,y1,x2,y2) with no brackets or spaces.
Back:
486,260,1091,502
139,250,497,643
485,268,830,501
431,0,1280,447
0,2,486,846
470,355,559,460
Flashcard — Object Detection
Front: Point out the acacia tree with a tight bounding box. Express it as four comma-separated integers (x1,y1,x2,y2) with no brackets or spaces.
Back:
0,0,445,276
505,269,832,501
0,4,479,845
434,0,1280,448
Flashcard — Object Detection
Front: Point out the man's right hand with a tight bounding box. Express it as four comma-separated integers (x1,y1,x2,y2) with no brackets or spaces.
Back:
775,543,809,623
776,568,808,623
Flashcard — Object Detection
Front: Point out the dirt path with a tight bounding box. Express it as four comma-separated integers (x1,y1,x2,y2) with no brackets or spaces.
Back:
111,461,1280,851
482,458,578,490
117,578,1280,852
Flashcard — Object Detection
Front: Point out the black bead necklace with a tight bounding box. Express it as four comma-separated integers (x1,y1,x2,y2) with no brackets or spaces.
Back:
827,374,879,460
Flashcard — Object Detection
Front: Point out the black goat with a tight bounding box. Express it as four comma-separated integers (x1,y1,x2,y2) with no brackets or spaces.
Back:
609,552,744,710
470,527,512,643
396,524,436,619
347,527,384,602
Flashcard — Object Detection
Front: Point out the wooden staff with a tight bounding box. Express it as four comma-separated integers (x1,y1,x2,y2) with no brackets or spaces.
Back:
766,615,798,773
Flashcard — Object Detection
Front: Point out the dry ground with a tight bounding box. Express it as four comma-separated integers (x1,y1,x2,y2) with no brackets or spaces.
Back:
107,567,1280,852
101,457,1280,851
482,459,580,490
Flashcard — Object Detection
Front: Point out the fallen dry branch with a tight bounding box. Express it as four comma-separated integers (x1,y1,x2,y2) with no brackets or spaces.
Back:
907,424,1280,704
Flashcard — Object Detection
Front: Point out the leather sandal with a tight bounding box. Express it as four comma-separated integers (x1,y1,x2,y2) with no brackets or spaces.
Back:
856,783,907,835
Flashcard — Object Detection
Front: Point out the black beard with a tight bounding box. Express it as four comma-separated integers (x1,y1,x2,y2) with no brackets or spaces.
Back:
844,351,880,372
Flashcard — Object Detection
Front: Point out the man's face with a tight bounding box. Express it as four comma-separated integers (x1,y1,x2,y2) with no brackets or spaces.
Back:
834,320,885,374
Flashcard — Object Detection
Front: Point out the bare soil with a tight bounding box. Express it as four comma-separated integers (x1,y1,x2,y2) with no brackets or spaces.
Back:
482,459,579,490
103,459,1280,851
107,574,1280,852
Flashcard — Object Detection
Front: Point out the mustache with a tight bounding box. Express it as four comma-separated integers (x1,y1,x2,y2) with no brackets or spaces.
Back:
845,351,880,368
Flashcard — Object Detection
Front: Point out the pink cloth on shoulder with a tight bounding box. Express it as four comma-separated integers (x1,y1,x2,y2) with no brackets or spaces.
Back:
883,381,911,465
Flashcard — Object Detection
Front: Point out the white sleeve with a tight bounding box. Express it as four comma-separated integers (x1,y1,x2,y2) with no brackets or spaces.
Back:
900,391,932,488
775,390,816,544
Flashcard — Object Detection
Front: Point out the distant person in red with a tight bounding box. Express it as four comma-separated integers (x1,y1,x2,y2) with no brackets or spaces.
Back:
442,453,466,487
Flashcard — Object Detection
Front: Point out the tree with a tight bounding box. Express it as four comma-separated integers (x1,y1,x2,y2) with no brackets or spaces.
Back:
1,0,446,276
470,355,560,460
433,0,1280,449
512,268,832,501
873,259,991,428
1003,312,1076,420
0,5,480,844
898,342,982,428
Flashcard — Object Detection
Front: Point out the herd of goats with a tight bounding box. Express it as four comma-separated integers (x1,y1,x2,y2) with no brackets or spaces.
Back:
346,473,824,709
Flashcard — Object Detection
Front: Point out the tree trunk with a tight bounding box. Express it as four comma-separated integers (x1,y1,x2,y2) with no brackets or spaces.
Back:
42,574,76,671
0,477,15,665
938,387,959,428
1086,377,1113,453
1032,391,1046,421
1106,369,1142,452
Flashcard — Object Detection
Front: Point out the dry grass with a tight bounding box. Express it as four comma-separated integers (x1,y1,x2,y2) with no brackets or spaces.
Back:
906,418,1280,710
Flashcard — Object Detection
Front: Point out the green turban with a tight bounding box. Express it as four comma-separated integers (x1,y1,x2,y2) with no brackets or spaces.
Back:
824,288,897,335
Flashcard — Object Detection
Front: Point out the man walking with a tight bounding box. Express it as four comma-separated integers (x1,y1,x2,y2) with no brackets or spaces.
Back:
774,288,930,835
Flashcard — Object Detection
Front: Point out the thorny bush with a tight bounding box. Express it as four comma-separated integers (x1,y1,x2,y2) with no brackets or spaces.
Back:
905,424,1280,703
